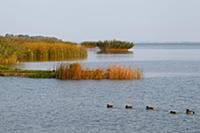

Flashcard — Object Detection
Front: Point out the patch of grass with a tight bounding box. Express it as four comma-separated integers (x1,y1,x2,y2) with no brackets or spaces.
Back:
0,65,9,70
29,72,56,78
0,66,56,78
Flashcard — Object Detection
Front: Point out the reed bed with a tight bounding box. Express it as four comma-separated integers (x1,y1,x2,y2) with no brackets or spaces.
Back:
21,42,87,61
0,37,23,64
107,65,142,80
0,36,87,64
56,63,142,80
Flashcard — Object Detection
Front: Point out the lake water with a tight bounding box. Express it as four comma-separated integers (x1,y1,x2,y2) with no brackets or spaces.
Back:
1,43,200,133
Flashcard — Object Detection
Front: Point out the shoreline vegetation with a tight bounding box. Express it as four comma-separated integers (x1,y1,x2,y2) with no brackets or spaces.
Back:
0,64,142,80
0,65,55,78
0,34,87,64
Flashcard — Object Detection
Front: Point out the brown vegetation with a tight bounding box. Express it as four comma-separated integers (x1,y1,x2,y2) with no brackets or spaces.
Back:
21,42,87,62
56,63,142,80
107,65,141,80
0,36,87,64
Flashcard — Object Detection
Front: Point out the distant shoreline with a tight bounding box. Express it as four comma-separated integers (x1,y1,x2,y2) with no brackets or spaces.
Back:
135,42,200,44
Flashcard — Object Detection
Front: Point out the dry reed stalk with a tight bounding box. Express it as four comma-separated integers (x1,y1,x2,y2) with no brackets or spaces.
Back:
56,63,142,80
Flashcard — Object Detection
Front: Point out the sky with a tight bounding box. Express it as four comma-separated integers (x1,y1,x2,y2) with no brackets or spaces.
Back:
0,0,200,42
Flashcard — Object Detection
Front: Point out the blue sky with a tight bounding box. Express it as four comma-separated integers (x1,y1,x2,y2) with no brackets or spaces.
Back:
0,0,200,42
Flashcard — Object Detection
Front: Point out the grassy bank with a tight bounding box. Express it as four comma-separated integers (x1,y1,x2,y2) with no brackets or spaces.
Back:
0,65,55,78
0,35,87,64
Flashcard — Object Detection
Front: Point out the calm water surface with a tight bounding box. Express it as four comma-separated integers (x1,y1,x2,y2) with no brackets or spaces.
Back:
1,43,200,133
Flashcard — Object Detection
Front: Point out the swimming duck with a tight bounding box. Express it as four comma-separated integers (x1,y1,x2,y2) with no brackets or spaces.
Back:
125,105,133,109
170,111,177,114
107,104,113,108
186,109,195,115
146,106,154,111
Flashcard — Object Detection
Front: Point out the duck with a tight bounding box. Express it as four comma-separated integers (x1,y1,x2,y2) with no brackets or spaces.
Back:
146,106,154,111
186,109,195,115
170,111,177,114
107,104,113,108
125,105,133,109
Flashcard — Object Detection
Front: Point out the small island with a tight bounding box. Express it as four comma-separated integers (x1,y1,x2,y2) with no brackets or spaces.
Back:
80,40,134,54
97,40,134,54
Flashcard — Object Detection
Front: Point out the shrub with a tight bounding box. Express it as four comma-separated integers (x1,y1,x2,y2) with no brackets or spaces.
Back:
97,40,134,49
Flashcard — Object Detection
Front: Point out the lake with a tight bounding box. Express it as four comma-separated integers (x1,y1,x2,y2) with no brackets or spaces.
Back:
1,43,200,133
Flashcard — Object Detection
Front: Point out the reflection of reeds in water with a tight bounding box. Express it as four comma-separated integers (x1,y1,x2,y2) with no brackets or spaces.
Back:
56,63,142,80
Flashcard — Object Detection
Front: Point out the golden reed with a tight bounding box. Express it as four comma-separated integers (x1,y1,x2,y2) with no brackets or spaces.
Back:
0,37,87,64
56,63,142,80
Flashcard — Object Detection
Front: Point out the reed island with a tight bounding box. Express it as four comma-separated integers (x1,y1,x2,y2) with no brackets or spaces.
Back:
81,40,134,53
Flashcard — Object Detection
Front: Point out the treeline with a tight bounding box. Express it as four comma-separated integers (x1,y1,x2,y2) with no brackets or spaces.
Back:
4,34,63,43
80,41,97,48
80,40,134,49
56,63,142,80
0,35,87,64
